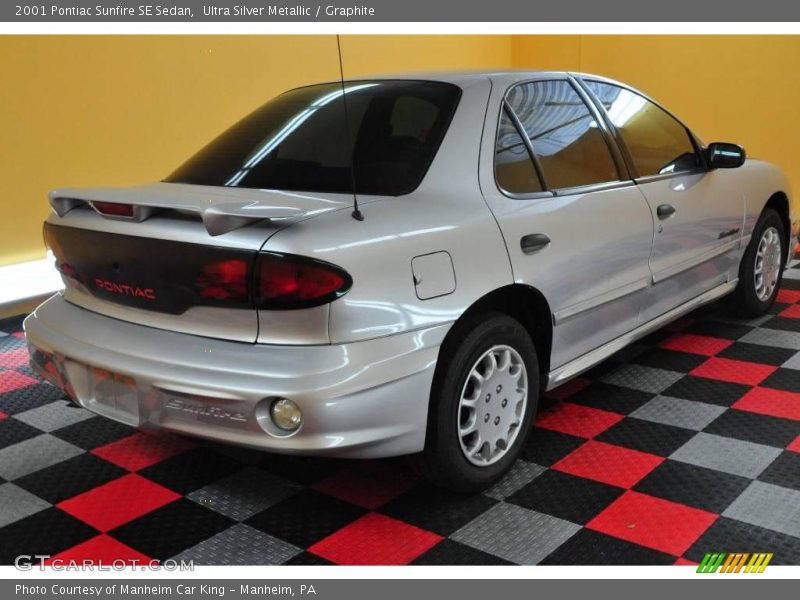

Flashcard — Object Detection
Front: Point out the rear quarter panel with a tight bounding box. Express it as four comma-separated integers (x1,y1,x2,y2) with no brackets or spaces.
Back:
261,77,514,344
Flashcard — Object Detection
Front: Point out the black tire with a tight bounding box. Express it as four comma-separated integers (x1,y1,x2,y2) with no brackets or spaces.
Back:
411,312,539,493
729,208,785,317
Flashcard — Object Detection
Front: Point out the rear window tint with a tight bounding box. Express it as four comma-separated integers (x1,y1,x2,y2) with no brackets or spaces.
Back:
165,80,461,196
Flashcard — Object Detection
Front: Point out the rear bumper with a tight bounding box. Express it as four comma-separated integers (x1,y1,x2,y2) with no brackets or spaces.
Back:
24,295,446,458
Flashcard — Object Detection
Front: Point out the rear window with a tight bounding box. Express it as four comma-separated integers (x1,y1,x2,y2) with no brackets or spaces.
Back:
165,80,461,196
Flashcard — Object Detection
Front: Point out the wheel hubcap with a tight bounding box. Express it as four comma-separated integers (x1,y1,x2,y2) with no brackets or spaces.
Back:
457,345,528,467
755,226,781,302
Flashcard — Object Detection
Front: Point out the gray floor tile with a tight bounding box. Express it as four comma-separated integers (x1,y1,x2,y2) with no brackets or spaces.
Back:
0,483,51,527
781,268,800,280
780,351,800,370
631,396,727,431
451,503,580,565
0,434,84,480
171,524,300,565
485,461,546,500
723,481,800,538
187,466,301,521
740,329,800,350
670,433,782,479
601,364,683,394
14,400,93,432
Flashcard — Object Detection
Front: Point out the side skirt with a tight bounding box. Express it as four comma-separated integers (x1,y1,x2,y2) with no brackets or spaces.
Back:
545,279,739,391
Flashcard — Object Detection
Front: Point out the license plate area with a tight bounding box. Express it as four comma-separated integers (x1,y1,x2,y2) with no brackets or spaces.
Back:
63,361,141,426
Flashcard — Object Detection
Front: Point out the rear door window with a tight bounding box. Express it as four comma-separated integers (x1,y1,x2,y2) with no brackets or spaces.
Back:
504,80,619,190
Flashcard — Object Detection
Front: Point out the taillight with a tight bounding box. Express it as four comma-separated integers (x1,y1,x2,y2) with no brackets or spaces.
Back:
256,252,352,310
196,259,250,301
91,201,134,218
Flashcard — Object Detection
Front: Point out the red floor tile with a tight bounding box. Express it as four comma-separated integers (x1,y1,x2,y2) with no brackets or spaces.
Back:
733,387,800,421
0,370,39,393
0,411,7,420
780,304,800,319
547,377,591,402
92,432,194,471
308,512,442,565
587,490,717,556
45,535,151,565
552,440,663,488
313,464,416,510
12,331,25,339
787,435,800,453
659,333,733,357
690,357,776,386
777,289,800,305
675,557,700,566
535,403,624,439
0,347,31,369
57,473,180,532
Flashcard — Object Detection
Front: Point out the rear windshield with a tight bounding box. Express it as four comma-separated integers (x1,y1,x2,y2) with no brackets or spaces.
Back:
165,80,461,196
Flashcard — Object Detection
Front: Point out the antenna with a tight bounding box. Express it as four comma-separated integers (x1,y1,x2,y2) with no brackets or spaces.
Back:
336,34,364,221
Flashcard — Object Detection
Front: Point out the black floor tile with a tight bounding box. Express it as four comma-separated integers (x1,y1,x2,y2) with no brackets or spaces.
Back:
412,539,513,565
506,470,623,524
541,528,676,565
634,460,751,513
379,483,497,536
51,416,136,450
110,499,234,560
663,376,750,407
138,448,246,495
245,489,366,548
567,382,655,415
15,453,127,504
758,451,800,492
633,348,708,373
705,409,800,448
685,517,800,565
718,342,797,367
596,418,696,457
520,427,586,467
0,507,98,564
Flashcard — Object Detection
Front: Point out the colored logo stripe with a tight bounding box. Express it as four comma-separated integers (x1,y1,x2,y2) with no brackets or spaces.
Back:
697,553,773,573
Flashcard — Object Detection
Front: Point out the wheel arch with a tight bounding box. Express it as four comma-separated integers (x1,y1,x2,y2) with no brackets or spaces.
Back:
447,284,553,383
764,191,791,264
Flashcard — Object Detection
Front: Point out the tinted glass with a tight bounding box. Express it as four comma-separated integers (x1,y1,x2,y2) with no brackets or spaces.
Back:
585,81,700,177
495,109,542,194
505,80,618,189
165,81,460,196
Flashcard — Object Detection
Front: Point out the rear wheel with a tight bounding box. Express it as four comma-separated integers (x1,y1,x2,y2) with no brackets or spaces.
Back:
412,312,539,493
730,208,785,317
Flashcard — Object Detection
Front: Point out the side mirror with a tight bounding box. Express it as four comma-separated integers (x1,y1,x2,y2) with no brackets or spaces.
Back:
707,142,746,169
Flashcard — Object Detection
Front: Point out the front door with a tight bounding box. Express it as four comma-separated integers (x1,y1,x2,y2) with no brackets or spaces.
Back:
581,79,745,321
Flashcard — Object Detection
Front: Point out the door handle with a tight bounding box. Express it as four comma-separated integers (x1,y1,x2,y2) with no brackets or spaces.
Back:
520,233,551,255
657,204,676,219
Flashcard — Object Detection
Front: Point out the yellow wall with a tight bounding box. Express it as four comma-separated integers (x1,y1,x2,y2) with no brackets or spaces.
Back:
0,35,511,265
2,35,798,265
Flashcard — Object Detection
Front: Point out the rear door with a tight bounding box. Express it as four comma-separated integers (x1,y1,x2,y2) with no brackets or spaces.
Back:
579,78,745,321
480,75,655,370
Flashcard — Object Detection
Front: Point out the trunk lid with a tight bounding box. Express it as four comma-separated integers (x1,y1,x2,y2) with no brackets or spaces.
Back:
45,182,351,342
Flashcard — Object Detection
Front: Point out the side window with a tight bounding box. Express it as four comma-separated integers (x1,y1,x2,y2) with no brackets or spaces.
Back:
506,80,619,190
584,81,700,177
494,109,543,194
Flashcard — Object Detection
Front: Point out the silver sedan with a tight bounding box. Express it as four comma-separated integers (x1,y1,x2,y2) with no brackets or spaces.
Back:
25,71,797,491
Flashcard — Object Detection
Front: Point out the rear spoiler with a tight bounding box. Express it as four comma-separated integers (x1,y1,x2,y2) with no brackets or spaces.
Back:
48,183,342,236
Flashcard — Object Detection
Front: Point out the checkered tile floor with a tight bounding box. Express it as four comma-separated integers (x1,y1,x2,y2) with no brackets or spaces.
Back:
3,270,800,566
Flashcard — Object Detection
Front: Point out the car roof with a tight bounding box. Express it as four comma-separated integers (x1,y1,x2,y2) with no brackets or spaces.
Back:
340,70,622,87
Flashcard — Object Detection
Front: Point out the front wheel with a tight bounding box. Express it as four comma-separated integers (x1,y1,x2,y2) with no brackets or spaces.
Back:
730,208,785,317
412,313,539,493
